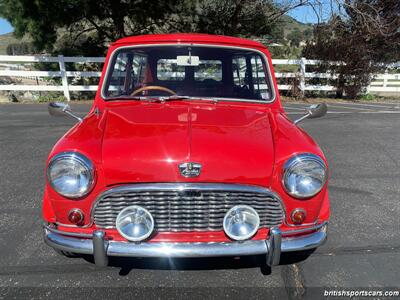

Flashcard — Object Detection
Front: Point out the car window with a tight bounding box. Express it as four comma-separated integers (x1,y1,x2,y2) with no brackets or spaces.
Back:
107,52,148,97
157,59,185,81
103,46,273,102
194,60,222,82
232,55,270,100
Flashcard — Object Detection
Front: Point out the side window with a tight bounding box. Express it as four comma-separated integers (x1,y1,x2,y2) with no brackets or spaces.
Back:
131,55,147,87
232,55,270,100
107,52,148,97
194,60,222,82
157,59,185,81
251,55,270,100
232,56,247,86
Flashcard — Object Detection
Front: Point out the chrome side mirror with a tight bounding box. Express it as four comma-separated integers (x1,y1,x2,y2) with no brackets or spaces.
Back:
294,103,327,125
48,102,82,122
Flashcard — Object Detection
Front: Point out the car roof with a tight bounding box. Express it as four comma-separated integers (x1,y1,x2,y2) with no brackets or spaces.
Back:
114,33,267,49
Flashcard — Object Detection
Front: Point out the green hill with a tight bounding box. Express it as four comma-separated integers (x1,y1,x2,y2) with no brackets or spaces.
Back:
0,32,33,55
0,32,19,54
281,15,313,38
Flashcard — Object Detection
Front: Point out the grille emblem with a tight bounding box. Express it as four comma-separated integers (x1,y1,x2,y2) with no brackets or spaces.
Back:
179,162,202,178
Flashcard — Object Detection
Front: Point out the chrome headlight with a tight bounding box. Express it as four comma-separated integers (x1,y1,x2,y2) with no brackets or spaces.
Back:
223,205,260,241
283,153,327,199
47,152,95,199
116,206,154,242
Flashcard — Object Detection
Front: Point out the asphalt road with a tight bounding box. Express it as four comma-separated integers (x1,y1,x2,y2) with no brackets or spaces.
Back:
0,101,399,299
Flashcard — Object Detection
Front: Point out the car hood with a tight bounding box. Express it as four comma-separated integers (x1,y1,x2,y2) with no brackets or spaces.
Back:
102,101,275,186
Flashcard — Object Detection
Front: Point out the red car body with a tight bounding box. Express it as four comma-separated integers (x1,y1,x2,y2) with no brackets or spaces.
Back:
43,34,329,266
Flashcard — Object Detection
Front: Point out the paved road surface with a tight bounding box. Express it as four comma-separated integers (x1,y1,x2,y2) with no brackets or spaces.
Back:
0,101,399,299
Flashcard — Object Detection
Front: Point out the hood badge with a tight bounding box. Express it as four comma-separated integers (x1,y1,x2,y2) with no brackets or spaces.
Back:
179,162,202,178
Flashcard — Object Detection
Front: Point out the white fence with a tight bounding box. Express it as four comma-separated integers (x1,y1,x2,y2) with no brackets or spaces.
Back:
0,55,399,100
0,55,103,100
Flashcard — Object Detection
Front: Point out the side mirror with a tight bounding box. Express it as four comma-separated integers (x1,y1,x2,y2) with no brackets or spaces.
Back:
48,102,82,122
294,103,327,124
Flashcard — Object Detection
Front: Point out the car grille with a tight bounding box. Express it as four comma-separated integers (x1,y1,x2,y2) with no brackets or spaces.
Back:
93,183,285,231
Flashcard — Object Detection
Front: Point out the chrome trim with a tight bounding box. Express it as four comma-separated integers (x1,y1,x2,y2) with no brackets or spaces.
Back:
107,240,270,258
90,183,285,230
178,162,202,178
266,227,281,266
44,224,93,238
282,153,328,199
281,224,327,252
115,205,155,242
285,220,318,228
290,208,307,225
223,205,260,241
67,208,84,225
44,221,327,239
46,152,96,200
93,231,108,266
54,221,92,228
294,103,328,125
44,229,94,255
48,102,83,122
63,108,83,123
43,222,328,266
281,220,326,236
101,43,276,104
99,183,277,194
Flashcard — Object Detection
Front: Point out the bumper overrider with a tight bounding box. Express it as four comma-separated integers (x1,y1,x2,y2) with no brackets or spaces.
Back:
43,222,327,267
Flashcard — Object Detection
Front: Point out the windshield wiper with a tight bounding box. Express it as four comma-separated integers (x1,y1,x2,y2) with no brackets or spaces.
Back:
106,95,191,102
157,95,191,102
106,95,144,101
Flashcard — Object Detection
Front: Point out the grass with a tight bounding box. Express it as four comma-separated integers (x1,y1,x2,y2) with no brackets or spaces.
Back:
357,93,377,101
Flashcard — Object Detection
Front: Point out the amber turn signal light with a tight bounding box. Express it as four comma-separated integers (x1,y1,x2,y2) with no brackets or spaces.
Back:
68,209,84,225
291,209,306,225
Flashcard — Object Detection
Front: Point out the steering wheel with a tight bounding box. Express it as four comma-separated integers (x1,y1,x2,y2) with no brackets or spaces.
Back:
130,85,176,96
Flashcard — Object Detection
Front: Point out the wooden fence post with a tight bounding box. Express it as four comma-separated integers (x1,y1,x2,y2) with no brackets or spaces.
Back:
58,55,70,101
383,70,388,88
300,57,306,95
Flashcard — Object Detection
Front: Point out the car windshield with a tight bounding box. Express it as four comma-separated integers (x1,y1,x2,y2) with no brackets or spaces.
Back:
102,45,273,102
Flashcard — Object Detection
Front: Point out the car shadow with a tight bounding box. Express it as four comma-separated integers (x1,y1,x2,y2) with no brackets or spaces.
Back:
80,249,315,276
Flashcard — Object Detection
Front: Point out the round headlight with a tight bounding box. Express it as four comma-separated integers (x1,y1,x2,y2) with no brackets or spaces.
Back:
283,153,327,199
223,205,260,241
116,206,154,242
47,152,95,199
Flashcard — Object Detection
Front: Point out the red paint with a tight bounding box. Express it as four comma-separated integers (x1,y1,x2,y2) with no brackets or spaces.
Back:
101,101,274,186
42,34,330,243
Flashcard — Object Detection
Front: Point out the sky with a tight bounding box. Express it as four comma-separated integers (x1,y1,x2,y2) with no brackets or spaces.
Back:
0,18,13,34
287,6,321,24
287,1,339,24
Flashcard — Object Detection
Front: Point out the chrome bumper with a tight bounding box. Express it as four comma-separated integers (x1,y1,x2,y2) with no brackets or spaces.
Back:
44,222,327,267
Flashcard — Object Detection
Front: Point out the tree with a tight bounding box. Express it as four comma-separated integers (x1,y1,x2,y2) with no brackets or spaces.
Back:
0,0,183,54
303,0,400,98
0,0,302,56
287,28,303,47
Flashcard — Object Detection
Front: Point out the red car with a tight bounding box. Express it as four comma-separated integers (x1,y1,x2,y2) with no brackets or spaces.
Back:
43,34,329,267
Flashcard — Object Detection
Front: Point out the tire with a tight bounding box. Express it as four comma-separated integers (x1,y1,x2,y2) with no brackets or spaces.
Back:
280,249,316,264
54,249,80,258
